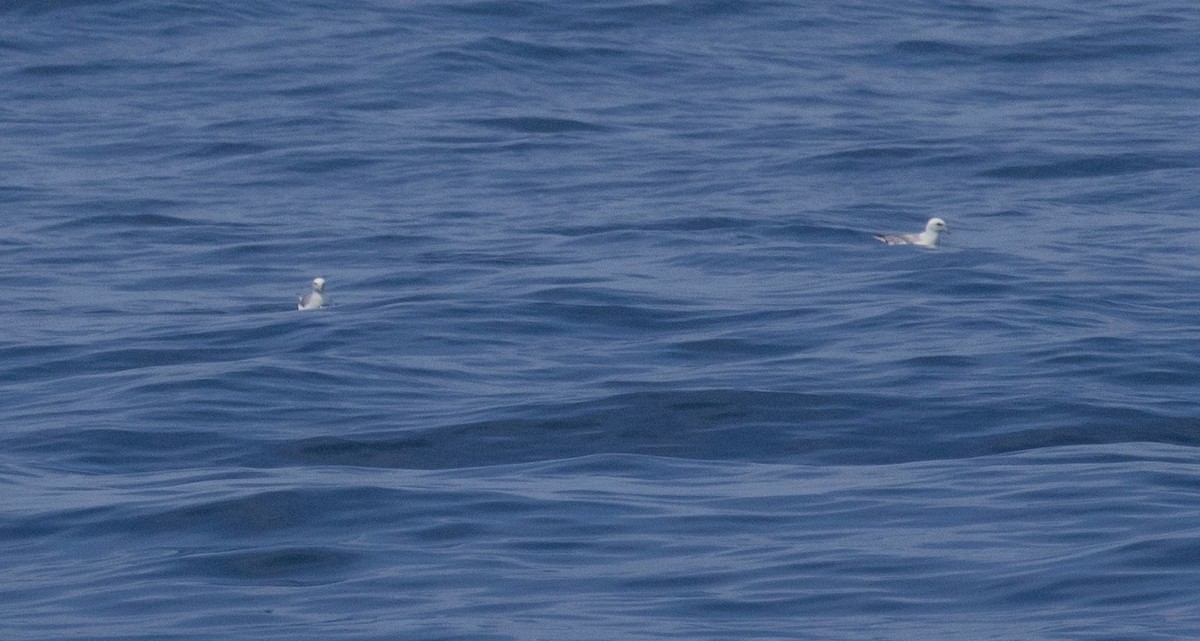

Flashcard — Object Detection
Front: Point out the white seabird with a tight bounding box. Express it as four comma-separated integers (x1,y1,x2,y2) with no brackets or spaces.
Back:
298,277,327,310
874,217,947,247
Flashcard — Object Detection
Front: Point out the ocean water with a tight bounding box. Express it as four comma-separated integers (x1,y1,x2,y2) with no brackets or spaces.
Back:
3,0,1200,639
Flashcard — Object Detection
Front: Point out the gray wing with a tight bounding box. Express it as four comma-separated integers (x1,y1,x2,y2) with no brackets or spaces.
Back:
874,233,914,245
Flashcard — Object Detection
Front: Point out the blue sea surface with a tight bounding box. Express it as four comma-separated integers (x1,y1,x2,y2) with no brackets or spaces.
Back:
3,1,1200,639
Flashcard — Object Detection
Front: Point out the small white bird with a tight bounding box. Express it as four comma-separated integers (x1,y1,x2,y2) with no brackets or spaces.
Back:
874,218,947,247
298,277,327,310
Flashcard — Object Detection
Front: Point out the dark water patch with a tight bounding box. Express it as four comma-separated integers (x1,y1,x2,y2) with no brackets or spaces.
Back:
468,35,630,65
411,521,490,544
444,0,548,19
960,412,1200,460
594,0,772,24
175,546,361,584
3,346,238,382
798,144,977,173
892,39,982,63
8,428,254,473
41,210,196,231
515,298,699,334
175,141,273,160
282,154,382,174
515,452,694,478
266,389,1199,470
896,31,1176,68
18,62,122,77
981,153,1186,179
445,0,767,25
460,115,609,134
272,390,882,469
669,337,783,358
989,32,1175,64
413,249,556,272
128,488,390,537
0,183,48,205
523,283,691,307
545,215,752,237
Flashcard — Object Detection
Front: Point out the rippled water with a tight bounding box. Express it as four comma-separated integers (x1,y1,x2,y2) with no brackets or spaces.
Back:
4,1,1200,639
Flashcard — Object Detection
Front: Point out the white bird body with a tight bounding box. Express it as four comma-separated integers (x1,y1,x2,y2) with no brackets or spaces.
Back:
874,218,947,247
298,277,327,310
